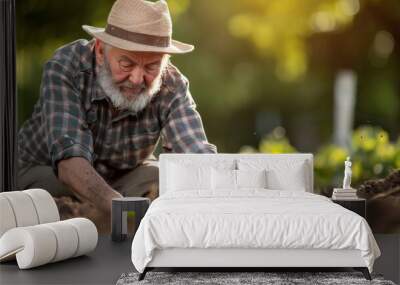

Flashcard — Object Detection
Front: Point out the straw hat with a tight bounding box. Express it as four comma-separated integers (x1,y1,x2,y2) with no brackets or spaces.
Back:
82,0,194,54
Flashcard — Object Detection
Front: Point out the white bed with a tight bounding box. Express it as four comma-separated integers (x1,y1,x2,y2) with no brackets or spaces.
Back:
131,154,380,280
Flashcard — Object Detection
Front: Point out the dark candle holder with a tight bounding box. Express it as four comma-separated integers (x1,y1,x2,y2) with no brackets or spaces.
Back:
111,197,150,242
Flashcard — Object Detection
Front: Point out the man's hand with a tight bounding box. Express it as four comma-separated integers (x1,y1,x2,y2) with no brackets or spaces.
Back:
58,157,123,213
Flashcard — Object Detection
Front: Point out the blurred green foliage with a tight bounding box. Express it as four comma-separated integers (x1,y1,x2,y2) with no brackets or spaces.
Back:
242,125,400,193
17,0,400,155
229,0,362,81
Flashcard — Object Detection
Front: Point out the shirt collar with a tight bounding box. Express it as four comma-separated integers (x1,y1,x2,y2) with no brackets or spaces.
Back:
91,46,109,103
80,38,96,72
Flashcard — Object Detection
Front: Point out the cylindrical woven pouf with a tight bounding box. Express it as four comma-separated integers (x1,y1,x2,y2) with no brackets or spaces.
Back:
64,218,98,257
0,196,17,237
23,189,60,224
0,192,39,227
42,221,79,262
0,218,98,269
0,225,57,269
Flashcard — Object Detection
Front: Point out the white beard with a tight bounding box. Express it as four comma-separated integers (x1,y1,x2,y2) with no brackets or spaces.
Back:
97,57,165,113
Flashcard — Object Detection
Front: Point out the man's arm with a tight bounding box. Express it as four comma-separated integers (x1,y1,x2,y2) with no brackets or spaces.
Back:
160,77,217,153
58,157,122,213
40,59,121,211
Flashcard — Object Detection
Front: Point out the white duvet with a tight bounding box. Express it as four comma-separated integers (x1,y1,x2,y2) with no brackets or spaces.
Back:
131,190,380,273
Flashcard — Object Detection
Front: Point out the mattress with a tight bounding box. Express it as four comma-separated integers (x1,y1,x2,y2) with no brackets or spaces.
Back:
131,190,380,273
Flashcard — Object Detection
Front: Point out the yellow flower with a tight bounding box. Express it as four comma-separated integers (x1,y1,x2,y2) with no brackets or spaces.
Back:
329,147,348,165
359,137,376,152
352,126,390,152
377,131,389,145
375,144,396,161
315,145,348,169
259,139,296,154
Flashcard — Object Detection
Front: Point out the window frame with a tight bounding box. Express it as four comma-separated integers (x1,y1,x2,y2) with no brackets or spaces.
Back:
0,0,17,192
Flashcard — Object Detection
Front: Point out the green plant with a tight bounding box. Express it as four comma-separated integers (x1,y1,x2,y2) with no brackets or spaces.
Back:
348,126,399,182
243,125,400,194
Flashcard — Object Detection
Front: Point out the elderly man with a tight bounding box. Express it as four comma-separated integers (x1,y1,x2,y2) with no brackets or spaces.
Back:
17,0,217,214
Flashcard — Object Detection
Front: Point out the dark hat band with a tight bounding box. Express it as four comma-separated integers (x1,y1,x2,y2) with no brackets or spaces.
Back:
105,24,171,48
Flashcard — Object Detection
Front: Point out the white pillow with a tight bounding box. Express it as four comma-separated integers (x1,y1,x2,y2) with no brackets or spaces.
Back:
267,168,307,191
166,158,236,170
212,168,268,190
212,168,236,190
236,169,268,189
167,162,212,191
237,159,309,191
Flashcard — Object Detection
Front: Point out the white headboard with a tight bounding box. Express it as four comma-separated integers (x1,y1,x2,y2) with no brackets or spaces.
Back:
159,153,314,195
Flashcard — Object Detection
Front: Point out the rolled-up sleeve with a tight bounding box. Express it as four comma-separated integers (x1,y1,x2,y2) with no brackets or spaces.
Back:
40,60,94,176
160,79,217,154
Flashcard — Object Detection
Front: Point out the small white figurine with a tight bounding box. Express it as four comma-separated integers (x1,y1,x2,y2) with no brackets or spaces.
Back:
342,156,352,190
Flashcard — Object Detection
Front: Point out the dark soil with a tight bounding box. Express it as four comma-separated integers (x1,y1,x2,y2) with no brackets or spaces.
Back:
357,169,400,233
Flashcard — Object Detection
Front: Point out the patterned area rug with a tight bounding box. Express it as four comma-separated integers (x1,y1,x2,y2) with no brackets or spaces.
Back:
116,271,395,285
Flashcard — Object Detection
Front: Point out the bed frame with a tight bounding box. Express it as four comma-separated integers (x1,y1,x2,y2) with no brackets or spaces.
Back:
139,248,371,280
138,154,372,281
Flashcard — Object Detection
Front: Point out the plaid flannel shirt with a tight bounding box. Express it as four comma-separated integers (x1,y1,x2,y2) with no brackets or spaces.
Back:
17,39,217,181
